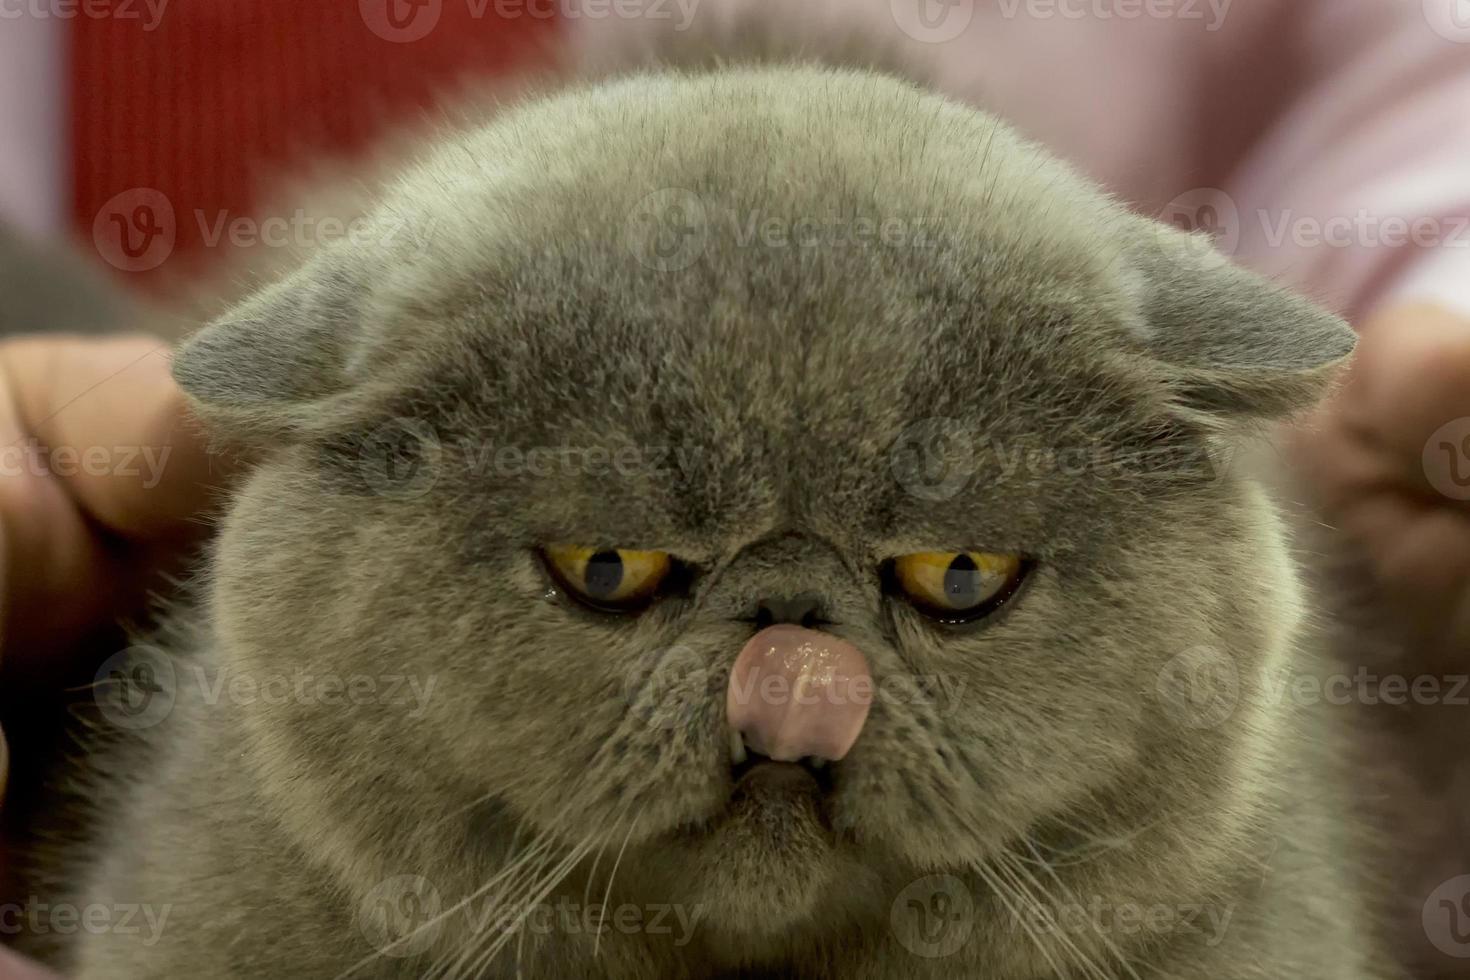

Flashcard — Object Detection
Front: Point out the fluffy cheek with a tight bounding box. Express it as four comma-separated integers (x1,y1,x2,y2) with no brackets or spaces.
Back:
214,482,488,775
218,473,739,850
838,579,1193,867
424,590,760,844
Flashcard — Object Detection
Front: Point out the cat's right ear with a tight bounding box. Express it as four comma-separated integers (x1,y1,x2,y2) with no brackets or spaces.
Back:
1123,222,1356,425
171,260,365,443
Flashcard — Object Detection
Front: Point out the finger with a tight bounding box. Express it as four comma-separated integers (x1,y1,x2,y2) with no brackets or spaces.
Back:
1344,492,1470,599
0,437,122,667
0,335,227,672
1338,304,1470,470
0,334,227,541
1290,404,1394,515
0,944,63,980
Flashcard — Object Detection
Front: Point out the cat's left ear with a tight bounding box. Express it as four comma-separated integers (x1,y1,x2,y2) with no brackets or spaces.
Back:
171,253,386,444
1126,223,1356,422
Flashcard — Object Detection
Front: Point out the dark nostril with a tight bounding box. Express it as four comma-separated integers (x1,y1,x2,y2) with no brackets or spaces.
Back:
754,593,827,629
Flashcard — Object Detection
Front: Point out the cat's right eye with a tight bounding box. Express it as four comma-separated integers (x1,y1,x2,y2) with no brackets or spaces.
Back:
542,545,677,614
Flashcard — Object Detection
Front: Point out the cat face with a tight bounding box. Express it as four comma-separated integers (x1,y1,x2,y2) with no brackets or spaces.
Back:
177,68,1352,958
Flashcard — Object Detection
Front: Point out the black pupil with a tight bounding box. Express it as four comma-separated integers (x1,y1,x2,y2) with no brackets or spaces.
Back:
584,551,625,599
943,554,983,607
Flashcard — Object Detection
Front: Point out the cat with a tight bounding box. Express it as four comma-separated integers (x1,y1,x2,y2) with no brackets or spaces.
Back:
37,22,1397,980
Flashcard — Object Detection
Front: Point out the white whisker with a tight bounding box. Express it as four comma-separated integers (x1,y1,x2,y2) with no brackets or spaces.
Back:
593,814,639,961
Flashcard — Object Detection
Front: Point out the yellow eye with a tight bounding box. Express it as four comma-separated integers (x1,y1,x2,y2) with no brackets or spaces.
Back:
890,551,1027,622
543,545,674,611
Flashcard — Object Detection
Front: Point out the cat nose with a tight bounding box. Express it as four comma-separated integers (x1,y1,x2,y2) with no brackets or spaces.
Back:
726,625,873,762
753,593,827,629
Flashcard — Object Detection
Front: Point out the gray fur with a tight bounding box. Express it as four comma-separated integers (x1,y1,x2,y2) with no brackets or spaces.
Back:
52,62,1389,979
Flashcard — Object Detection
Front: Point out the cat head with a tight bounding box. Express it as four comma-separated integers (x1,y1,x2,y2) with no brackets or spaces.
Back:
174,66,1351,966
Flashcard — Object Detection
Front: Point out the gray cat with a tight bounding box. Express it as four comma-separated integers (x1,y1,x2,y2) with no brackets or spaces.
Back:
47,40,1395,980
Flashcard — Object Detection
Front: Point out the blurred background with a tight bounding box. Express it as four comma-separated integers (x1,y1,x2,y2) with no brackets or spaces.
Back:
0,1,555,335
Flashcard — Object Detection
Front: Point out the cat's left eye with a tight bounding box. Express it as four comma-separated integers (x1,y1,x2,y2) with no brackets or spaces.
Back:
887,550,1029,624
543,545,674,613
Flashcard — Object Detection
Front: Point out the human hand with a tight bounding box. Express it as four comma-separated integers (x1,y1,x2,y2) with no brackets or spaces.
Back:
0,334,226,797
1294,303,1470,661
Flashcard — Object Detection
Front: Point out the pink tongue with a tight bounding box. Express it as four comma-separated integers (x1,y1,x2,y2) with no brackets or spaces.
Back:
726,625,873,762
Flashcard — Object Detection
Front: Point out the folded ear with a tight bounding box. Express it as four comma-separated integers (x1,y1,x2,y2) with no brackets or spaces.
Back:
1129,223,1356,423
171,258,366,442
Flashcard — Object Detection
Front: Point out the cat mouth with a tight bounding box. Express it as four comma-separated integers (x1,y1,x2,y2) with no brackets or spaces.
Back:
726,741,839,836
731,751,836,796
722,711,844,832
660,745,847,935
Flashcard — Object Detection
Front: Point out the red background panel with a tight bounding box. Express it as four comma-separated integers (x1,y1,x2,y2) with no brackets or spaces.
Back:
70,0,559,294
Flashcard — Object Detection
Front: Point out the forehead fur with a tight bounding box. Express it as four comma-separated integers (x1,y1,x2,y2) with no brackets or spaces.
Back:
318,67,1177,555
369,66,1146,342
